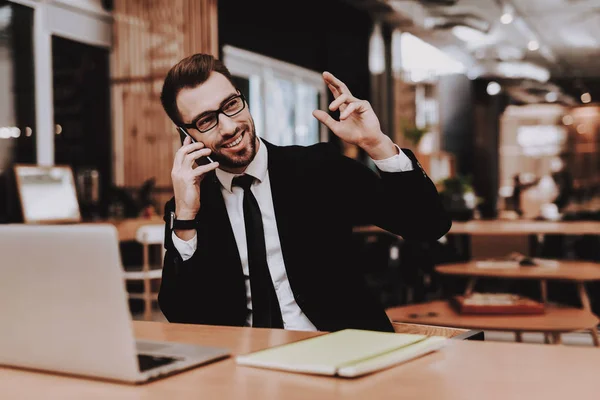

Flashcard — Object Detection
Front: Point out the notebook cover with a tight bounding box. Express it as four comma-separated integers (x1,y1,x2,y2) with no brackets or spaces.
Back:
336,336,446,377
235,329,447,377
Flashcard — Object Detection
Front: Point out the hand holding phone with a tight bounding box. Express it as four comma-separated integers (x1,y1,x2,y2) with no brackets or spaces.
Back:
171,127,219,223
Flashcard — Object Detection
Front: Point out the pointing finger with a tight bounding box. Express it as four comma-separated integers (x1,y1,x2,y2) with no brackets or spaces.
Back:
327,83,340,98
323,71,351,97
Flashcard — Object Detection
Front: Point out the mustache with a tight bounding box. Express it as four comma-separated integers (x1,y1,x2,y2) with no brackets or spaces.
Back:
218,127,244,146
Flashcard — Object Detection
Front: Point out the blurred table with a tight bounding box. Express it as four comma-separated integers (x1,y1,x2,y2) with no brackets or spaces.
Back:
354,221,600,260
353,220,600,237
450,220,600,259
436,261,600,281
449,220,600,235
387,300,600,346
85,217,164,241
436,260,600,312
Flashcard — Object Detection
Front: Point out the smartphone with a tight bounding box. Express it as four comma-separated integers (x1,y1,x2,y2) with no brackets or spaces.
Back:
177,126,214,166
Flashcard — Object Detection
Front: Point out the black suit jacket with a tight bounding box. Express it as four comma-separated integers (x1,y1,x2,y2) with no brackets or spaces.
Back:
158,141,451,332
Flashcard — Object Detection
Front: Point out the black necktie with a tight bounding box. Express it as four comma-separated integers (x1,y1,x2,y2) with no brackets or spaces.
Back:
232,174,284,328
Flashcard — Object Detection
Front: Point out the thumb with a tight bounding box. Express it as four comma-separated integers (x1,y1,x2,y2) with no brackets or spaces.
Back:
312,110,338,131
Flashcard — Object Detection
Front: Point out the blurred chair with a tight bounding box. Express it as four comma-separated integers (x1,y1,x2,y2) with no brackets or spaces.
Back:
123,224,165,321
399,239,450,303
352,230,405,308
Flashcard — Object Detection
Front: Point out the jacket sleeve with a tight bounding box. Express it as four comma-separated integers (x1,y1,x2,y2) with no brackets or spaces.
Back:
158,198,200,323
331,147,451,241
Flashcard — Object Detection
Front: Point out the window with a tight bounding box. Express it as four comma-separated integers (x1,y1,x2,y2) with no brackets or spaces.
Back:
223,46,327,146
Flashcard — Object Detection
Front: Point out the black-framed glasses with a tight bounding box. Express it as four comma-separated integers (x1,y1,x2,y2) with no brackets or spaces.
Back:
181,92,246,133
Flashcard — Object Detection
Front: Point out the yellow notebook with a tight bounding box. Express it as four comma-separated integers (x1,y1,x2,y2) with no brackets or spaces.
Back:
235,329,447,377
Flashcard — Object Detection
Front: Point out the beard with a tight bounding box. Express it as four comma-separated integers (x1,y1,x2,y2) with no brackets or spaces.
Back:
211,118,258,170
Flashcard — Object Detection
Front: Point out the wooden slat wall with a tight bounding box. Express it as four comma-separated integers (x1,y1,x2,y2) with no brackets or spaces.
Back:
110,0,218,208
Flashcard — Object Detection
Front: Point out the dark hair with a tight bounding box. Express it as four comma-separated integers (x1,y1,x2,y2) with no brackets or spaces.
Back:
160,53,234,126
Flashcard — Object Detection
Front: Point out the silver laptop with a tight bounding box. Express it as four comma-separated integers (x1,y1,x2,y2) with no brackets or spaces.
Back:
0,224,230,384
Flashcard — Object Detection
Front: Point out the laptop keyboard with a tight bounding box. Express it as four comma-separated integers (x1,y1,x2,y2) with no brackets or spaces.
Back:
137,354,180,372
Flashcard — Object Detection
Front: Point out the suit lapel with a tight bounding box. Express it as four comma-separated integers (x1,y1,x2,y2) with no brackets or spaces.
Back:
263,141,300,277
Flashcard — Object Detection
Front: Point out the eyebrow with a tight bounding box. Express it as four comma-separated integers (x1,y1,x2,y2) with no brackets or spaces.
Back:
190,92,239,123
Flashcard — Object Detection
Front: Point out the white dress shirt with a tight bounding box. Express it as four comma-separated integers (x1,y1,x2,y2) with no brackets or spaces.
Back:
172,139,413,331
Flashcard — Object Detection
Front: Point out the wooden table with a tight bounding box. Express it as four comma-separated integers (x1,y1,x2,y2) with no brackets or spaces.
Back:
387,300,600,346
448,220,600,260
1,321,599,399
436,261,600,312
354,220,600,259
450,220,600,235
354,220,600,237
84,217,164,241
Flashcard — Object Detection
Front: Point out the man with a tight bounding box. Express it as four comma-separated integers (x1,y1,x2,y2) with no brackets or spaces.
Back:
158,53,451,333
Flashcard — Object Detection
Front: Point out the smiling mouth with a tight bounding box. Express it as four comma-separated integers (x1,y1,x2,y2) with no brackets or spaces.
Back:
223,131,244,149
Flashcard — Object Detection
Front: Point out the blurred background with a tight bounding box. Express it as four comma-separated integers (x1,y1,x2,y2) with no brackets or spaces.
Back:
1,0,599,342
2,0,599,221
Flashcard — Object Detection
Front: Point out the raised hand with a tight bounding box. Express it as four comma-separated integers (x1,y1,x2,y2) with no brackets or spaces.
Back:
312,71,388,154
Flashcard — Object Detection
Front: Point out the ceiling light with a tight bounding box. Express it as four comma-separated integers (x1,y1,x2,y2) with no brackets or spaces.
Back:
398,32,466,79
499,62,549,82
500,13,513,24
0,127,20,139
467,70,479,80
545,92,558,102
451,25,488,43
562,115,573,125
581,92,592,103
527,40,540,51
496,45,524,61
487,81,501,96
470,61,550,82
0,7,12,32
501,3,515,24
577,124,587,134
368,22,385,75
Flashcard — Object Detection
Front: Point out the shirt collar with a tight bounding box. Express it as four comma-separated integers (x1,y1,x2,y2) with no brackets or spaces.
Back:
215,137,268,193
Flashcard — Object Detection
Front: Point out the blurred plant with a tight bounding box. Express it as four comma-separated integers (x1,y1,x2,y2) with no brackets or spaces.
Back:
437,175,483,220
138,177,159,217
438,175,474,196
399,118,428,146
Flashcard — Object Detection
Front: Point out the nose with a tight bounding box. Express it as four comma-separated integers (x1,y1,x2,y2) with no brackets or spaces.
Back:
217,113,237,135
